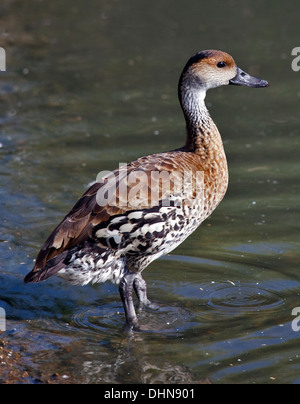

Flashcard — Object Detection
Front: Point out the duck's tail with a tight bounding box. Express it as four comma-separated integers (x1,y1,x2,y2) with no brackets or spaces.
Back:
24,251,68,283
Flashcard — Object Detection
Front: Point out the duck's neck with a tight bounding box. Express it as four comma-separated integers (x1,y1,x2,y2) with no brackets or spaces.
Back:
179,84,224,158
178,76,229,206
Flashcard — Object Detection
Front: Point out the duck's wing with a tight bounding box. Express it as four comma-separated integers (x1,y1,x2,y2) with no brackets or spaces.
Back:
25,152,198,282
26,162,134,275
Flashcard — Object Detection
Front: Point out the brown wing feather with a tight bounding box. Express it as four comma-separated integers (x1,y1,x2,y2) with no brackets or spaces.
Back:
29,150,203,274
32,180,114,271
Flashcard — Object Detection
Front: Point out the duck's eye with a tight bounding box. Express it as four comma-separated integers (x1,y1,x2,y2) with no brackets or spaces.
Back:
217,61,226,68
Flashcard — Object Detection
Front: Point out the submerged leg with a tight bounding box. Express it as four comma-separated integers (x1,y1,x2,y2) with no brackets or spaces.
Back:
119,272,139,330
133,273,151,307
134,273,159,311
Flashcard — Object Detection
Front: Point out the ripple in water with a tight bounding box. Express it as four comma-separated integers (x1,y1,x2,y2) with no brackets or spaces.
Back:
200,281,286,316
68,281,286,334
71,303,196,335
71,304,124,336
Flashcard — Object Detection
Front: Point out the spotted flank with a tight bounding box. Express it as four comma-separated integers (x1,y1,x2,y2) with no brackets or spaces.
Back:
94,205,185,254
57,247,127,285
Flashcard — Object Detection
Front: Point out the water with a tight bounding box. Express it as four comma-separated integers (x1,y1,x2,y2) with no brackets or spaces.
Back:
1,0,300,384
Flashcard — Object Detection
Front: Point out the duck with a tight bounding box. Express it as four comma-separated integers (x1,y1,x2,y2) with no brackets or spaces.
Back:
24,50,268,330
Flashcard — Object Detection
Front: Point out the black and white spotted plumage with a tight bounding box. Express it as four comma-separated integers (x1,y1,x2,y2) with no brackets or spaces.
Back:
25,150,207,285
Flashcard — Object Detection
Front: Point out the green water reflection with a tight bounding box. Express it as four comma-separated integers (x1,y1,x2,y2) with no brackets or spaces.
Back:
0,0,300,384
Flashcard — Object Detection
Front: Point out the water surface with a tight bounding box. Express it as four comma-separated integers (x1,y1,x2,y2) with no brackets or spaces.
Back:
0,0,300,384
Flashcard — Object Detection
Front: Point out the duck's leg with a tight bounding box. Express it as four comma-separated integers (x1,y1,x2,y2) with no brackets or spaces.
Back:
119,272,139,330
133,273,151,308
133,273,159,310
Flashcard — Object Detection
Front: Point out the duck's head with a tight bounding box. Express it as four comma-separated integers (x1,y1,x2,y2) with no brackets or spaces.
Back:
179,50,269,95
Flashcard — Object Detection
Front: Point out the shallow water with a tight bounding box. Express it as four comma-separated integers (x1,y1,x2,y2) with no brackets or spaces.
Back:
1,0,300,384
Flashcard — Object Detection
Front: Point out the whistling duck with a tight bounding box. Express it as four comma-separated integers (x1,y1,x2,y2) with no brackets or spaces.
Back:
25,50,268,330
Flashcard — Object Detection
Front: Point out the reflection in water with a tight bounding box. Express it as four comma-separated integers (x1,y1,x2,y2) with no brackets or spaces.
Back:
81,336,212,384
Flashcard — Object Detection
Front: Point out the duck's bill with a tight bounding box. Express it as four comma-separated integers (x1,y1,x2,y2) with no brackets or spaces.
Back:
230,67,269,88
